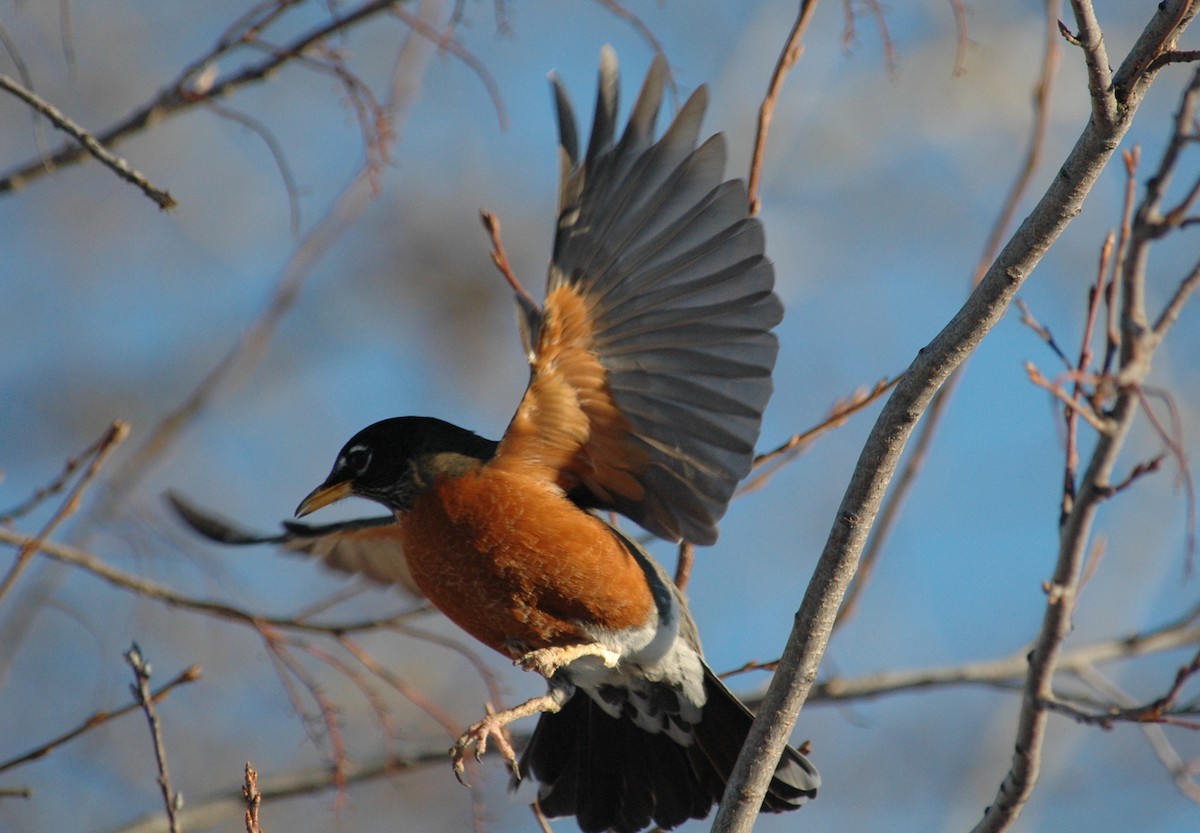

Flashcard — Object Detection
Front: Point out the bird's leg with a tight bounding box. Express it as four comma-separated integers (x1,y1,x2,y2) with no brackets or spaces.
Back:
516,642,621,678
451,691,565,786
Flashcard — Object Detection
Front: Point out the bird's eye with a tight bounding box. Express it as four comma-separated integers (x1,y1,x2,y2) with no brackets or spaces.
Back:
342,446,371,475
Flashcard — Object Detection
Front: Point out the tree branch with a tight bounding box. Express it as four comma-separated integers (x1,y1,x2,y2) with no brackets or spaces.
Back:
0,76,174,208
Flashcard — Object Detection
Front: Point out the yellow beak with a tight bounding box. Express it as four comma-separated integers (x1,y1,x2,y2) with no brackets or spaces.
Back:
295,479,353,518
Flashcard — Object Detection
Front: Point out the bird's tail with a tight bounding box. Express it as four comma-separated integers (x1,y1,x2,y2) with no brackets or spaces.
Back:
694,664,820,812
515,666,818,833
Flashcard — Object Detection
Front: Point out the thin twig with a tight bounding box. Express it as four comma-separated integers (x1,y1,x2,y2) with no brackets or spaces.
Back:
0,420,128,604
747,0,819,216
242,762,264,833
1074,663,1200,802
0,21,51,163
949,0,971,76
1024,362,1109,432
104,748,452,833
0,0,406,195
480,210,538,309
0,526,426,634
744,376,897,480
0,75,175,208
832,0,1067,638
0,663,201,776
258,628,348,794
203,101,301,238
1,422,121,523
125,645,184,833
337,634,464,739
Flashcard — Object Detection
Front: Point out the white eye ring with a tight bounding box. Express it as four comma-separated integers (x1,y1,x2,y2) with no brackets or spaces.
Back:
343,445,372,474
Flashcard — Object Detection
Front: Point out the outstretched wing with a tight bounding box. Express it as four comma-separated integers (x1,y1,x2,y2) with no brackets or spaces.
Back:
166,492,423,596
494,47,782,545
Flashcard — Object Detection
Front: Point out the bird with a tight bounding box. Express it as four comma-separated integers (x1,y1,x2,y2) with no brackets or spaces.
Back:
173,47,818,833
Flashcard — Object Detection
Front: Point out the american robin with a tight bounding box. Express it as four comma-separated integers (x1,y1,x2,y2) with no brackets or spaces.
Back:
175,47,818,833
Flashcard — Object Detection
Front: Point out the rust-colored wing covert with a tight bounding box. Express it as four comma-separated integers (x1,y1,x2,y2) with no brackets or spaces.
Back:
494,47,782,545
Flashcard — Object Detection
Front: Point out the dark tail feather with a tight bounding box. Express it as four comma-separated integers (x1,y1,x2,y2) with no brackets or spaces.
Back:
518,691,714,833
515,671,818,832
694,665,820,812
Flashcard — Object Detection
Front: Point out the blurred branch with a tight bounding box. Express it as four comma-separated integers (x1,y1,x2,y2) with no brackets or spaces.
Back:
125,645,184,833
0,75,174,208
0,420,128,605
808,602,1200,703
1074,664,1200,802
949,0,971,76
105,748,449,833
714,3,1200,831
828,0,1066,639
86,0,451,525
592,0,667,73
202,101,301,238
0,662,200,777
0,0,427,196
0,527,427,634
0,21,52,163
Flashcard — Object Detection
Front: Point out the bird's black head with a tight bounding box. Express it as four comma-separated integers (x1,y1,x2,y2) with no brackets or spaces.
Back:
295,416,497,518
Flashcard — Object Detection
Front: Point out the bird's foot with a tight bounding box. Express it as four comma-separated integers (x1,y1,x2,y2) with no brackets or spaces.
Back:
517,643,620,678
451,707,520,786
450,690,566,786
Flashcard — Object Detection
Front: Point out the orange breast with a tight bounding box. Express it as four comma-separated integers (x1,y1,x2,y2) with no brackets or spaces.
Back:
396,465,656,657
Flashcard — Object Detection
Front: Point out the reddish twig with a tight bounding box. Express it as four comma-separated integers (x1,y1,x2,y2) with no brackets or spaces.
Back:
480,210,539,311
591,0,668,77
1015,297,1072,370
337,634,464,740
0,526,425,634
86,3,449,526
1024,362,1109,432
747,0,819,216
259,628,349,796
743,376,897,487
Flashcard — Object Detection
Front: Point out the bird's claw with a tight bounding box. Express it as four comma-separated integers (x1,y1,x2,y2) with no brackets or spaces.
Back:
450,711,520,786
